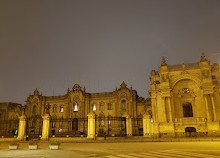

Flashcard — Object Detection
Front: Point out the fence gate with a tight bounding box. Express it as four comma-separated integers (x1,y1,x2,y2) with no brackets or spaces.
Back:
132,118,143,136
26,116,43,140
49,118,87,137
95,117,127,137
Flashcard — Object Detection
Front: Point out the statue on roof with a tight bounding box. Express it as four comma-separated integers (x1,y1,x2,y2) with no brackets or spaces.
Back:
161,57,167,66
72,84,81,91
200,52,207,62
120,81,127,89
34,88,39,96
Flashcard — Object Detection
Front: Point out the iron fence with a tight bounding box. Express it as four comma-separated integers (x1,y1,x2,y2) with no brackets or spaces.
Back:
132,118,143,136
26,116,43,140
0,119,19,138
49,118,88,137
95,117,127,137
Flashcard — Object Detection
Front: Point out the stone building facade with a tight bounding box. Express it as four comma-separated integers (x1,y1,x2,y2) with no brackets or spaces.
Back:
25,82,150,138
1,53,220,139
149,53,220,137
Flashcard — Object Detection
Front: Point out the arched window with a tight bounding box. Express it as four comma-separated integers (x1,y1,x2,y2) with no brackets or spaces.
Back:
53,105,57,113
107,103,112,110
33,105,36,115
183,102,193,117
60,105,64,113
93,104,96,111
121,100,126,110
100,102,105,111
73,102,78,112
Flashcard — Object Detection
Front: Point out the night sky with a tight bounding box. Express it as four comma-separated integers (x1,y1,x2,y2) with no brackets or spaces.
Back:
1,0,220,105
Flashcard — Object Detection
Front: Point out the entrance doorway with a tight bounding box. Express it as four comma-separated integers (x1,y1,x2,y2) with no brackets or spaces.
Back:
72,118,78,131
120,117,126,136
185,127,196,137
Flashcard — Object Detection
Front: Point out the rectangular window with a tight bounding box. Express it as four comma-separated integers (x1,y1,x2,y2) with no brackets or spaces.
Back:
183,103,193,117
107,103,112,110
212,75,216,79
100,102,104,111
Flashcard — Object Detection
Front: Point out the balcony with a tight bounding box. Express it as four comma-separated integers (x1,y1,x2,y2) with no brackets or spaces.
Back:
174,117,206,124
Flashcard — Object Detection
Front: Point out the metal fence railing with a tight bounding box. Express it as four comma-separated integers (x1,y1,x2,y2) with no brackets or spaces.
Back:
0,119,19,138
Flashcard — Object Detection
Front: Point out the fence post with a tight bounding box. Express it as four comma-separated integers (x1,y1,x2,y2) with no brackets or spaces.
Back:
143,113,152,137
17,115,26,140
41,114,50,141
87,112,96,139
126,115,132,136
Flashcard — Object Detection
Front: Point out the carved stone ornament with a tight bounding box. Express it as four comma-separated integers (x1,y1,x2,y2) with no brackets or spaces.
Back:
200,52,207,62
72,84,81,91
120,81,127,89
161,57,167,66
182,88,190,94
181,70,189,75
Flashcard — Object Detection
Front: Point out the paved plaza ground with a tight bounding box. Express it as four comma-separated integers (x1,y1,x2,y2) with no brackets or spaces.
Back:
0,141,220,157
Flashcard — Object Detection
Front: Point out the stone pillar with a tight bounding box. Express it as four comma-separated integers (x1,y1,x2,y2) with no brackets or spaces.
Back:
167,97,172,123
151,98,157,122
126,116,132,136
204,95,210,121
211,95,216,121
41,114,50,141
143,113,152,137
17,115,26,141
87,112,96,139
162,97,167,122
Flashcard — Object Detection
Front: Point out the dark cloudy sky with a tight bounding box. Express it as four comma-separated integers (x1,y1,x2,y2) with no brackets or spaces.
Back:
1,0,220,105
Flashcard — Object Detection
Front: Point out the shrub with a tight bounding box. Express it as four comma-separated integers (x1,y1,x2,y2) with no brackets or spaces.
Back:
49,140,61,145
10,141,18,146
29,139,39,145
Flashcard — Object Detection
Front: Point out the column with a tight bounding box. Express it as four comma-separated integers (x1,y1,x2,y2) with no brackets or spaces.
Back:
17,115,26,141
126,116,132,136
143,113,152,137
41,114,50,141
204,95,210,121
162,97,167,122
211,95,217,121
151,98,157,122
87,112,95,139
167,97,172,123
